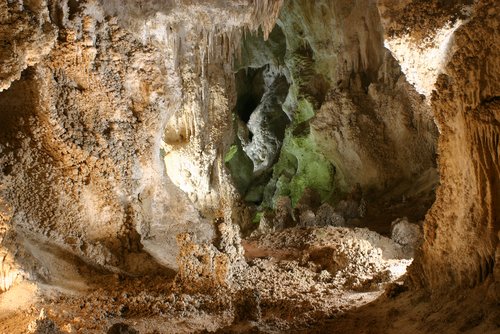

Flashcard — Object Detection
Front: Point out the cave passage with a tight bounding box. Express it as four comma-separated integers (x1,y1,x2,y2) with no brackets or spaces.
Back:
225,19,439,238
235,67,265,125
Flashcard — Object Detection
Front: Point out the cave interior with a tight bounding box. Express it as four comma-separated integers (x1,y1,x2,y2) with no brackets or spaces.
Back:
0,0,498,333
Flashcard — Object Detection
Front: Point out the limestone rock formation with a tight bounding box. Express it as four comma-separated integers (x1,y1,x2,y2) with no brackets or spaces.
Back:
0,0,498,333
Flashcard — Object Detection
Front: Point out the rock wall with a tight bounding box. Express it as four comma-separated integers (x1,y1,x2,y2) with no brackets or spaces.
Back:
0,0,282,290
393,0,499,293
0,0,57,92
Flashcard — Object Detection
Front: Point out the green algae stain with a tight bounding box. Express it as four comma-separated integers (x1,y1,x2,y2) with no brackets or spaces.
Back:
295,98,315,124
269,128,335,208
228,0,341,212
252,211,263,225
224,142,254,195
224,145,238,163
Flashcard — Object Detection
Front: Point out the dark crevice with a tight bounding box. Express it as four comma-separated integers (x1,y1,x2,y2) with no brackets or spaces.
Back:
235,68,265,124
229,65,290,205
67,0,80,19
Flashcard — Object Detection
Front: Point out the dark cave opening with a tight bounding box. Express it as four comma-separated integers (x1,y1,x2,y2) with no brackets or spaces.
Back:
226,60,291,208
234,67,265,124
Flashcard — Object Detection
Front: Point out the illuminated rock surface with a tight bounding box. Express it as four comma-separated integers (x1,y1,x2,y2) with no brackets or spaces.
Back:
0,0,498,333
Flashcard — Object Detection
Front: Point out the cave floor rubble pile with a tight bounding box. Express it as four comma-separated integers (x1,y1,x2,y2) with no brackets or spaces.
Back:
1,225,415,334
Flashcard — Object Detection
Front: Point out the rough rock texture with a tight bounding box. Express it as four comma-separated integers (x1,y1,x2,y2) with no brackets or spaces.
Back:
391,217,423,258
391,218,422,247
175,222,247,293
0,0,282,287
316,203,346,227
2,226,412,333
26,309,62,334
0,0,498,333
0,0,212,282
244,227,412,290
223,0,439,219
277,0,437,198
0,1,56,91
378,0,474,98
403,0,499,293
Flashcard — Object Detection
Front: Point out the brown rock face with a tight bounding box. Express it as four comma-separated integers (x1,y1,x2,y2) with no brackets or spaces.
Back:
0,1,56,91
0,0,498,333
407,0,499,292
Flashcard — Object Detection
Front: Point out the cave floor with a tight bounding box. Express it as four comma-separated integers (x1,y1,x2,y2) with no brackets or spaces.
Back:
0,217,496,334
3,222,495,334
2,279,497,334
1,226,416,333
